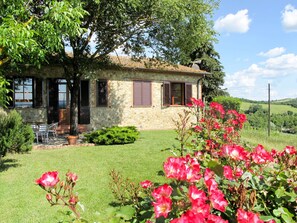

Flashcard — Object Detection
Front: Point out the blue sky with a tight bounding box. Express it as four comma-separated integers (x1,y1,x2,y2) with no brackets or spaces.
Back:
213,0,297,100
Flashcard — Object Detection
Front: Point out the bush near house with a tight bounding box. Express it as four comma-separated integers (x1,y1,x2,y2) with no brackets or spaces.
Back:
0,110,34,158
213,96,241,112
84,126,140,145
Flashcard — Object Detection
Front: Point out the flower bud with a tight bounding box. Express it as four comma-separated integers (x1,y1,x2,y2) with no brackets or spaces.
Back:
46,193,52,201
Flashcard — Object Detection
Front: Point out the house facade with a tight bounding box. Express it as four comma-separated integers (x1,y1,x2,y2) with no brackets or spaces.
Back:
6,57,207,131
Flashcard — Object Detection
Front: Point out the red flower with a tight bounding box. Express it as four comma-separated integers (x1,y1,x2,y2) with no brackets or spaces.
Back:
36,171,60,188
284,145,296,155
207,214,228,223
66,171,78,183
251,145,273,164
69,195,78,205
237,209,264,223
221,144,248,161
153,196,172,218
223,165,234,180
152,184,173,200
189,185,207,204
171,210,205,223
209,189,228,212
140,180,153,189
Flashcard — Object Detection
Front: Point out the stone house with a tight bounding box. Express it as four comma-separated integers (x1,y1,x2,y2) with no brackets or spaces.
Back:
6,57,207,131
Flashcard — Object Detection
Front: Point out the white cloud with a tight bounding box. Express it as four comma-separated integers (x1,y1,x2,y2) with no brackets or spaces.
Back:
282,4,297,32
224,53,297,100
258,47,286,58
214,9,251,33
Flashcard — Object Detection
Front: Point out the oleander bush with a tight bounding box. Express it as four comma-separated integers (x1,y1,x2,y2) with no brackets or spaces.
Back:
0,110,34,158
84,126,140,145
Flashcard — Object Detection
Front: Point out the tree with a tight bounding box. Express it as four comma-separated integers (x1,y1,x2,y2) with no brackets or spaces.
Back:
189,42,228,102
0,0,86,106
2,0,219,135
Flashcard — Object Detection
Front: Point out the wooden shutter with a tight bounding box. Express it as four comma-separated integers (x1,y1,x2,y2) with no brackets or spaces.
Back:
163,82,170,106
34,78,43,108
142,81,151,106
133,81,142,106
97,80,108,106
185,83,192,105
80,80,89,107
6,78,14,108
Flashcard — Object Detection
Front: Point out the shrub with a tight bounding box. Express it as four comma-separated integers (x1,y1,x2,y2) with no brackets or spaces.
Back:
0,110,34,157
84,126,139,145
213,96,241,112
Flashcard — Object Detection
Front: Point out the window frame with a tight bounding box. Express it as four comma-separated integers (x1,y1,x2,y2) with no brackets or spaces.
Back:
163,82,192,106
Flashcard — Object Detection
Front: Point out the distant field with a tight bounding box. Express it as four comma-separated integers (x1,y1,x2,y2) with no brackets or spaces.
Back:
240,101,297,114
241,128,297,150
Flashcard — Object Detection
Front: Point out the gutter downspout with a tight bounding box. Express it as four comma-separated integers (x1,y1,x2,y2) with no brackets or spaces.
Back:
196,74,206,122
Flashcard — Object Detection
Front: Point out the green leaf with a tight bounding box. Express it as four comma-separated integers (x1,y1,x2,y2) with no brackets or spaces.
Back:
275,187,286,198
207,160,223,177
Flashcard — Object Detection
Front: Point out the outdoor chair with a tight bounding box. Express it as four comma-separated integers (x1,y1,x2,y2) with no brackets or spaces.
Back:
38,124,49,143
48,122,58,138
31,124,40,142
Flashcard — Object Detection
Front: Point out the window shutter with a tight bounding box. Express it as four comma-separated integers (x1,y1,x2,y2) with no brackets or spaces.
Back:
163,82,170,106
6,78,14,108
142,81,151,106
133,81,142,106
185,83,192,105
80,80,89,107
34,78,43,107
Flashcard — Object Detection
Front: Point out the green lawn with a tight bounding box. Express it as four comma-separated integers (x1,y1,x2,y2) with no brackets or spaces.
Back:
241,128,297,150
0,130,176,223
240,101,297,114
1,129,296,222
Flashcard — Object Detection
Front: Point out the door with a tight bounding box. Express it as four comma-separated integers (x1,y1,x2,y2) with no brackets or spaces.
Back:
47,79,90,125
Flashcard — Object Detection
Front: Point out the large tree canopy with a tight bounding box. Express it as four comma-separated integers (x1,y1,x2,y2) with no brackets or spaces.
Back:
0,0,85,107
1,0,219,135
189,42,228,102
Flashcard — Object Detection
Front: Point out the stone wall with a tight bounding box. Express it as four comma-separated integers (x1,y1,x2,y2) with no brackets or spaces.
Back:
89,69,201,130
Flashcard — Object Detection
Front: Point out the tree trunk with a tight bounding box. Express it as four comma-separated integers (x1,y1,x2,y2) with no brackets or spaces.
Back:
69,77,80,136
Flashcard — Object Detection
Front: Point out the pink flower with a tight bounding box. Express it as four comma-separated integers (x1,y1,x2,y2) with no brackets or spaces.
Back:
152,184,173,200
189,185,207,204
171,210,205,223
221,144,248,161
207,214,228,223
209,189,228,212
66,171,78,183
194,125,203,132
69,195,78,205
237,209,264,223
140,180,153,189
153,196,172,218
223,165,234,180
284,145,296,155
188,98,205,108
36,171,60,188
251,145,273,164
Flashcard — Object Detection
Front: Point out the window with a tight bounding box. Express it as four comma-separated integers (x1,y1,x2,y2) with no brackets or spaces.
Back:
163,82,192,106
14,78,33,107
133,81,151,107
97,80,108,106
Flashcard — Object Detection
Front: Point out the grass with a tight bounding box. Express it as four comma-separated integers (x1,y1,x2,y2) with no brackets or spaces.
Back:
241,128,297,150
241,101,297,114
0,130,177,223
0,129,296,222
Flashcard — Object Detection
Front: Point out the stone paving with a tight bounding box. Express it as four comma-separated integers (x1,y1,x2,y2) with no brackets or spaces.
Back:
32,134,94,150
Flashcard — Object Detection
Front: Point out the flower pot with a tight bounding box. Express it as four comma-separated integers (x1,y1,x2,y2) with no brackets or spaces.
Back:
67,135,78,145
